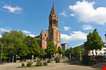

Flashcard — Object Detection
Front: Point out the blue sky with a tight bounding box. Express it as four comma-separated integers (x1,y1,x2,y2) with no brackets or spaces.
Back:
0,0,106,47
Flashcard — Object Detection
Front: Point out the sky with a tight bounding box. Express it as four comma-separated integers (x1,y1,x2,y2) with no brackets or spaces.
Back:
0,0,106,47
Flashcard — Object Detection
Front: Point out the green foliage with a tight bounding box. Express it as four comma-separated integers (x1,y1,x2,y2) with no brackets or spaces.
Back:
25,36,40,56
35,59,48,66
0,31,42,61
26,62,33,67
39,48,46,58
36,59,42,66
21,63,25,67
84,29,104,51
55,56,61,63
65,48,72,58
0,31,28,61
58,47,64,55
43,61,48,66
72,46,83,57
46,41,56,58
47,59,51,63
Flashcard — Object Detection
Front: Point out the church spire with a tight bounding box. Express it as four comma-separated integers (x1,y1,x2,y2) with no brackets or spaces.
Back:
52,0,55,9
49,0,57,18
49,0,58,28
48,0,60,48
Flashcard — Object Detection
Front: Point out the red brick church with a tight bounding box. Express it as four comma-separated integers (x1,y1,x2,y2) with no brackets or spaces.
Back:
40,5,61,49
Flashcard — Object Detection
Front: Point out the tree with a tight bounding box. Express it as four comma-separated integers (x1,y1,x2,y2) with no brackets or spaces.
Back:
25,36,41,58
65,48,72,59
72,46,84,61
0,31,29,61
0,40,8,62
73,46,83,57
58,47,64,55
39,48,46,59
84,29,104,56
46,41,56,58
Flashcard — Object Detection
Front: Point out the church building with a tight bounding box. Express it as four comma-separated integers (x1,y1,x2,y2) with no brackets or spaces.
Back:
40,4,61,49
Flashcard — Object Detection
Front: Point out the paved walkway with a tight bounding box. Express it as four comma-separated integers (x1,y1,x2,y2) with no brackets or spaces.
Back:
0,63,97,70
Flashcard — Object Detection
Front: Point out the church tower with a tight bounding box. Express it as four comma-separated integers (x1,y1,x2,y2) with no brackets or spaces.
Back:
48,4,61,48
40,1,61,49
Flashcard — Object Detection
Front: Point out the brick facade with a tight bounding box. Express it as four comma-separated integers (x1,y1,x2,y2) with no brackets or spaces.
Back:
40,6,61,49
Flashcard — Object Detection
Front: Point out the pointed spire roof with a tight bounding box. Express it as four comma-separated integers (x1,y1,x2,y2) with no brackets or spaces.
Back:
49,0,57,17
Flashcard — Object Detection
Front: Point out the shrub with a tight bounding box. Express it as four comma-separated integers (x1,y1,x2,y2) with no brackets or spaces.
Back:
43,61,48,66
26,62,33,67
55,56,60,63
47,59,51,63
21,63,25,67
36,59,42,66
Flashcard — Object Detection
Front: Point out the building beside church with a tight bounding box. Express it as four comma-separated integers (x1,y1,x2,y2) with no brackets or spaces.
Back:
40,5,61,49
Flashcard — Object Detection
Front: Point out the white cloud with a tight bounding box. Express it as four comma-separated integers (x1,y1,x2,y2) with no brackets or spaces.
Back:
22,30,31,34
69,0,106,24
3,5,22,14
0,28,10,33
60,11,67,17
0,28,11,38
63,26,70,31
61,31,87,42
82,24,93,30
22,30,36,37
70,13,74,16
0,28,35,37
0,35,2,38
